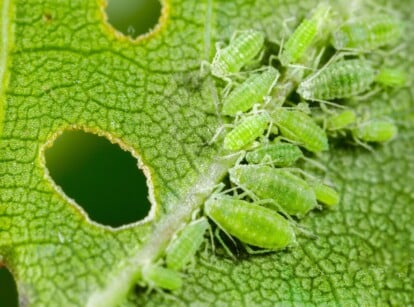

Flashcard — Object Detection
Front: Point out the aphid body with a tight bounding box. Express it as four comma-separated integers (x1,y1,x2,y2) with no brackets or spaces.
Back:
166,217,209,271
245,142,304,166
352,119,397,143
311,182,339,207
211,30,265,79
204,195,296,249
222,66,280,116
142,264,182,291
229,165,318,217
331,14,402,51
375,68,407,87
280,3,330,66
223,113,269,151
297,59,376,100
271,108,329,153
326,109,357,131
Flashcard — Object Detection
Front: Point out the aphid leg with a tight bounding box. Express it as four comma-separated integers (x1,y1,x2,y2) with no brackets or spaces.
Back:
295,224,318,239
352,87,381,101
207,124,233,145
312,98,346,113
214,228,237,260
283,167,318,181
199,60,211,76
244,244,273,254
351,136,374,152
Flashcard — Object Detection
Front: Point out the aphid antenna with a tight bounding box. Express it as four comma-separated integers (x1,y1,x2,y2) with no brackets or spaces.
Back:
283,167,318,181
300,156,327,172
314,98,347,114
350,87,381,101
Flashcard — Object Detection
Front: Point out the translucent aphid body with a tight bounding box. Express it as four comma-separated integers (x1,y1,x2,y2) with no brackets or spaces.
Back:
375,68,407,87
245,142,304,166
204,195,296,249
311,182,339,207
223,113,269,151
222,67,280,116
352,120,398,143
297,59,376,100
280,3,330,65
142,265,182,291
271,108,329,153
166,217,209,271
327,109,357,131
331,14,402,51
229,165,318,217
211,30,265,79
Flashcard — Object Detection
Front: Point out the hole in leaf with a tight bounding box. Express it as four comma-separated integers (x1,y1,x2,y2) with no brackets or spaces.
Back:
45,130,151,227
0,267,18,307
105,0,162,39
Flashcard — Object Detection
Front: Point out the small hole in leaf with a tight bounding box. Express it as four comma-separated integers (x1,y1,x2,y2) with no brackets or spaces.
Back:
45,130,151,227
0,267,18,307
105,0,162,39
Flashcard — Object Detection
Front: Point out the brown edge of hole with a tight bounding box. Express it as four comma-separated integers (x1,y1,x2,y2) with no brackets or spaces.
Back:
39,124,159,231
98,0,170,43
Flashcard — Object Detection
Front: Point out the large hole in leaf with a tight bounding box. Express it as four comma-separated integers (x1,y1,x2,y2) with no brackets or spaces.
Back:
105,0,162,39
0,267,18,307
45,130,151,227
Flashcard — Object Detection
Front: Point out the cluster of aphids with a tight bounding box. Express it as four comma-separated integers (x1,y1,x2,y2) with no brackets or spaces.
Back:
139,4,406,292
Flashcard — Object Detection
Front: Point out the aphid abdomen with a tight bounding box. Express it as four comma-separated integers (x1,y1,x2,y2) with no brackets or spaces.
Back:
222,67,280,116
223,114,269,151
229,165,318,217
332,15,402,51
311,182,339,207
272,108,329,152
327,110,357,131
298,59,376,100
142,265,182,290
204,195,296,249
211,30,264,78
353,120,398,143
166,217,209,271
245,142,304,166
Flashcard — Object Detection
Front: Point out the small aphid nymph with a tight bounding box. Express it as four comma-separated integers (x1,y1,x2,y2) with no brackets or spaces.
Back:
375,68,407,88
229,165,318,217
297,59,376,101
223,113,270,151
211,30,265,79
166,217,209,271
310,182,340,208
326,109,357,131
331,14,402,51
352,119,398,143
245,142,304,166
280,3,331,65
204,195,296,250
271,108,329,153
141,264,182,291
222,66,280,116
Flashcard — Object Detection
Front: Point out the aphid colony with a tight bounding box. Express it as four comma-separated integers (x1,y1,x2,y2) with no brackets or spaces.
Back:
139,4,405,291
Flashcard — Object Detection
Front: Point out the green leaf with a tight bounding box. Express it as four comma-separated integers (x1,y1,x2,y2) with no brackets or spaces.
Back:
1,0,413,306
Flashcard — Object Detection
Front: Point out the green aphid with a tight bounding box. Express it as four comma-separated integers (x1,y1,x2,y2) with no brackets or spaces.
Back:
229,165,318,217
166,217,209,271
280,3,331,65
204,195,296,250
211,30,265,79
271,108,329,153
245,142,304,166
331,14,402,51
297,59,376,100
375,68,407,88
352,119,398,143
141,264,182,291
222,66,280,116
326,109,357,131
310,182,340,208
223,113,269,151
